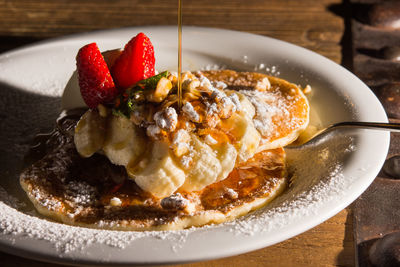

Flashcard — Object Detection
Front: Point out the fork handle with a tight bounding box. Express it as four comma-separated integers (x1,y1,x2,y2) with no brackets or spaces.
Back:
328,121,400,132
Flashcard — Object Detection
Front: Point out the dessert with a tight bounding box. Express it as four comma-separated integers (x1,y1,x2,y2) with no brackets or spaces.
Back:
20,33,310,230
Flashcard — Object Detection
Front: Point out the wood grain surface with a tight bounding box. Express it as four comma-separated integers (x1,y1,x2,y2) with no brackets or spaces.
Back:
0,0,354,266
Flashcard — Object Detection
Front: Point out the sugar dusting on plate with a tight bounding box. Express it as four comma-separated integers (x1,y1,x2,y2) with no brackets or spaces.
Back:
0,61,360,257
0,134,357,255
229,134,357,235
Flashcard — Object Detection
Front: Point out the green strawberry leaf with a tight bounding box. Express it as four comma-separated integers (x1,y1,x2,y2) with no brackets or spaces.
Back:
136,71,170,90
112,71,170,118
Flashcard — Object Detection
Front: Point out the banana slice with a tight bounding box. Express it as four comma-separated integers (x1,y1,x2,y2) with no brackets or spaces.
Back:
180,134,222,192
238,93,256,119
215,142,237,182
226,91,255,119
102,115,146,167
130,141,185,198
219,111,261,163
74,109,106,157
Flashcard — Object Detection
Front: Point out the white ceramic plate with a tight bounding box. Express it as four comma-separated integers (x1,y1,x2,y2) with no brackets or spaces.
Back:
0,26,389,266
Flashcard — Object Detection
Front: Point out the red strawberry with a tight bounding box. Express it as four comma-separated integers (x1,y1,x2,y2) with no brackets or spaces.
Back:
111,32,155,89
76,43,118,108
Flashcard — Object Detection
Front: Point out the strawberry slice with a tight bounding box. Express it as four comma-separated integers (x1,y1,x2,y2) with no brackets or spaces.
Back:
76,43,118,108
111,32,155,89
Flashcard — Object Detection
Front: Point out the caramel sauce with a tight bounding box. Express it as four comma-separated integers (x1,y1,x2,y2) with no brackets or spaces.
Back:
21,110,287,228
99,179,156,208
177,0,183,109
198,148,285,211
98,148,284,214
197,128,231,144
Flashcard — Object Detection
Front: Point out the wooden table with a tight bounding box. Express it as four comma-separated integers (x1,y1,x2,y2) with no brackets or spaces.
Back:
0,0,355,266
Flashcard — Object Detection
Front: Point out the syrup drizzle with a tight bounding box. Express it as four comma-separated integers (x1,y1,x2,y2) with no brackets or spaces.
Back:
177,0,183,109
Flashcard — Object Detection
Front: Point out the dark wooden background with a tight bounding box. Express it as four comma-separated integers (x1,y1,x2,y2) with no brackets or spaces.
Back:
0,0,355,266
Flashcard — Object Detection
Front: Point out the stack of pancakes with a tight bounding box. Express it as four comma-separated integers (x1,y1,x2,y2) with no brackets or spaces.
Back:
20,70,309,230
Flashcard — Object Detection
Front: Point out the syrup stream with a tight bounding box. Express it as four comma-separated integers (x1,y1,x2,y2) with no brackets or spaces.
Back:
177,0,183,109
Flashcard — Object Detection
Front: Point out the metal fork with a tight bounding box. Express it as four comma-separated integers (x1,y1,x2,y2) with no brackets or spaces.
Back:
286,121,400,149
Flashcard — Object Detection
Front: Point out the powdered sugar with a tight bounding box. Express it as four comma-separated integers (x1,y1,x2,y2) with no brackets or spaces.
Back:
0,61,363,262
254,64,281,76
0,26,389,265
228,93,241,111
146,124,162,139
181,151,194,168
171,129,191,157
65,180,97,206
228,135,357,235
240,89,290,138
154,107,178,131
212,81,228,90
182,102,200,122
206,102,219,116
0,134,358,258
0,201,191,253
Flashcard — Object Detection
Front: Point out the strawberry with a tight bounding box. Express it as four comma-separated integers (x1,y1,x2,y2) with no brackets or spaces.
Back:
76,43,117,108
111,32,155,89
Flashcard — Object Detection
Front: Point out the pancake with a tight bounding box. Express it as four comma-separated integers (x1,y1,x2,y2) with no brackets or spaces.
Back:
20,69,309,230
20,114,286,230
200,70,310,150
